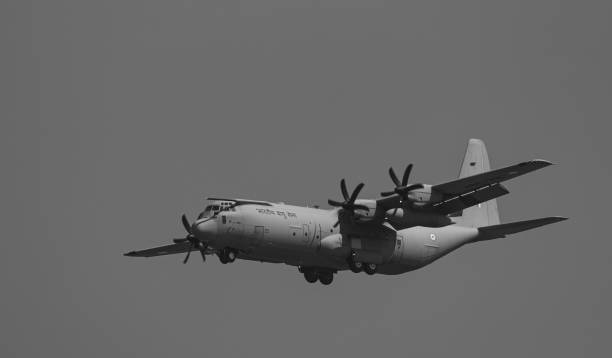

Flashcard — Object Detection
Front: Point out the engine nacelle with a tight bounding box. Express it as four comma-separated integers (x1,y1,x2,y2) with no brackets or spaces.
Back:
352,199,378,219
406,184,443,206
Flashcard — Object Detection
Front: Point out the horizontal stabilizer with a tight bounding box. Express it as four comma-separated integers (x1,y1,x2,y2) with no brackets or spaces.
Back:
474,216,568,242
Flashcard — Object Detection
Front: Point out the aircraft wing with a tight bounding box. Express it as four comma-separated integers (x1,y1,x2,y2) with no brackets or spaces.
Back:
374,183,509,216
124,242,213,258
375,160,551,216
432,183,510,215
429,159,551,214
205,197,274,207
432,159,552,197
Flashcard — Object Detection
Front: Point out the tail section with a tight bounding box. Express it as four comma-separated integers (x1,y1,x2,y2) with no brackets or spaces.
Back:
454,139,501,227
474,217,568,242
452,139,568,240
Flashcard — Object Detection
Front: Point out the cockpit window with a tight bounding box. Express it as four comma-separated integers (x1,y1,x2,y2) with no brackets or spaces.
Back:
197,204,229,220
197,205,213,219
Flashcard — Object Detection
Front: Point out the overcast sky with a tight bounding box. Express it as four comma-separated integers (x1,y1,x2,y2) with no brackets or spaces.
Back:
3,1,611,357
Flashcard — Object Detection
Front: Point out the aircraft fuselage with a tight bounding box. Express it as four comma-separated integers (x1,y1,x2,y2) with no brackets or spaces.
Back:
197,203,479,275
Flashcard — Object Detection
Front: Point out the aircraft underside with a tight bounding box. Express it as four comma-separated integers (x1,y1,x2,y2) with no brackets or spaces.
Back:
235,247,421,276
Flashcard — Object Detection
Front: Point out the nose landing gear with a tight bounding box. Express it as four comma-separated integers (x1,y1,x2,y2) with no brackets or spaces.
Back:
218,248,238,264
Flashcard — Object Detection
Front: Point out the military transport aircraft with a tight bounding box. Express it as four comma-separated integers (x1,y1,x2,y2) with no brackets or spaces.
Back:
125,139,567,285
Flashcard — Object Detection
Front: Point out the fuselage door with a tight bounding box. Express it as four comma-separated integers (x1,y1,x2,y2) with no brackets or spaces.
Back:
228,213,244,236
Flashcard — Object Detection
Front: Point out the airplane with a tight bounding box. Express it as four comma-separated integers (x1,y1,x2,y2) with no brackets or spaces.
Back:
124,139,567,285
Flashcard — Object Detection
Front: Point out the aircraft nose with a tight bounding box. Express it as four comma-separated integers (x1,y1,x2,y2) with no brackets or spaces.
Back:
193,218,217,240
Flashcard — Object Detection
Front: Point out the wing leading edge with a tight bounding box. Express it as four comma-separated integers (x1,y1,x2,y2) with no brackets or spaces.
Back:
124,242,215,258
433,159,552,196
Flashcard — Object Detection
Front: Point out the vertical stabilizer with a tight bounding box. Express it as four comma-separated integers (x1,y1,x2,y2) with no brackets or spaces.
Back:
455,139,501,227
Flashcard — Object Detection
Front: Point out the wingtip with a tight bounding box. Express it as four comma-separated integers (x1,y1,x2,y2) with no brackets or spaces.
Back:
124,251,137,257
532,159,555,166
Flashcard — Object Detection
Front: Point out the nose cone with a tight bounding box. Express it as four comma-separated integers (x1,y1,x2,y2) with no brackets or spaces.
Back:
193,218,217,240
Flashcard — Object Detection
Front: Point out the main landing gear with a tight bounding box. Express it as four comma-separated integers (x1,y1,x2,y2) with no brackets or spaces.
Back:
300,267,335,285
347,254,377,275
218,248,237,264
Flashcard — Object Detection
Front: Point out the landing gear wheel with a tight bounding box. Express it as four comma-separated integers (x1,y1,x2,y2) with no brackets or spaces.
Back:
364,263,377,275
226,249,237,263
348,257,363,273
318,271,333,285
304,270,318,283
218,248,237,264
218,252,228,264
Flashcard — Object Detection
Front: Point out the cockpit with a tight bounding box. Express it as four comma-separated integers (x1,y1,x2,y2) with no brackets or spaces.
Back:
197,201,236,219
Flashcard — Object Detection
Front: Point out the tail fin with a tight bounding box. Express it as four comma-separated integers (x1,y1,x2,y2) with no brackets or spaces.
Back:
474,217,568,242
454,139,501,227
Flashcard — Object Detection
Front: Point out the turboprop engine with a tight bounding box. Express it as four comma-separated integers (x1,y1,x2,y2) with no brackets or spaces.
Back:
404,184,442,207
351,199,377,219
380,164,442,207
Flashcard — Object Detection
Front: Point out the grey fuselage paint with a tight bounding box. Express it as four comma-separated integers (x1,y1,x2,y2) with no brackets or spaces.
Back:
199,203,479,275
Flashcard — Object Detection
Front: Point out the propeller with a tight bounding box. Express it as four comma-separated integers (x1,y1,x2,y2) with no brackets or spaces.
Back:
179,214,207,264
328,179,370,227
380,164,425,202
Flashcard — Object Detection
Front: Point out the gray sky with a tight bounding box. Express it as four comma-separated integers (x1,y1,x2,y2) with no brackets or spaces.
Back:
2,1,611,357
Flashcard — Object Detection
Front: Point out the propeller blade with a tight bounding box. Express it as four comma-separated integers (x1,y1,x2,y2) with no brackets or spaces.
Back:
402,164,413,186
173,238,189,244
183,244,193,264
340,179,349,201
349,183,364,203
389,167,401,186
328,199,344,207
380,190,395,197
181,214,192,235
